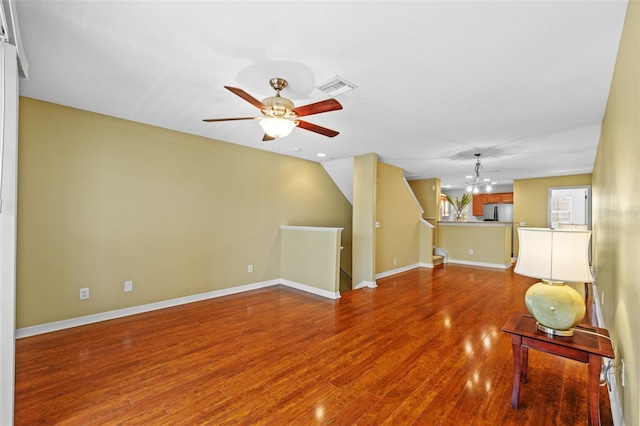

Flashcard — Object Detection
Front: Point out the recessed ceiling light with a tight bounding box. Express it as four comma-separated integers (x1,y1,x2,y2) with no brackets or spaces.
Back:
293,147,302,152
317,153,327,157
465,175,473,179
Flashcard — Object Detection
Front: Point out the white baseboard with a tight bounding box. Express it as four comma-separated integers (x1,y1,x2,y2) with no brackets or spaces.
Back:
375,263,422,279
604,357,625,426
592,285,624,426
16,278,339,338
279,279,341,300
354,280,377,289
446,258,513,270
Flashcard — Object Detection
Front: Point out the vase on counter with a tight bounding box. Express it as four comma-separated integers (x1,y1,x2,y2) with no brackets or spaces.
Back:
444,193,471,222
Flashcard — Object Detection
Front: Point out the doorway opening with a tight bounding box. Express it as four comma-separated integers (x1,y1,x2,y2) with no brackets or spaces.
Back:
548,186,591,230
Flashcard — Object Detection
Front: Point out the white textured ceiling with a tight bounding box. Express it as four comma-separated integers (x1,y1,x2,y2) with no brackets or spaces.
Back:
15,1,628,189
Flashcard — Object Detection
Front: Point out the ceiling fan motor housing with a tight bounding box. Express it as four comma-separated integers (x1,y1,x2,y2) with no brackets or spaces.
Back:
261,96,296,118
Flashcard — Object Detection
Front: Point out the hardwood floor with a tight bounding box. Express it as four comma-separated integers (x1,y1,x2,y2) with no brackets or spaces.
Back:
14,265,613,425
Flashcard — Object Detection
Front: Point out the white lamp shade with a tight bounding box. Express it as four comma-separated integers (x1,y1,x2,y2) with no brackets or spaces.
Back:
515,228,593,283
259,117,296,138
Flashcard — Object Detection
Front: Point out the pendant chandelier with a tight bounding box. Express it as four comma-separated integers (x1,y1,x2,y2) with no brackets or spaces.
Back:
466,153,493,193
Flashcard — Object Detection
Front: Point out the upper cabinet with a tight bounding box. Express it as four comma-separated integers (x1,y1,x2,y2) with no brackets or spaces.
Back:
472,192,513,216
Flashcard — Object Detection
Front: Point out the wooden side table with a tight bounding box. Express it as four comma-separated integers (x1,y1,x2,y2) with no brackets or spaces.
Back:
502,312,614,426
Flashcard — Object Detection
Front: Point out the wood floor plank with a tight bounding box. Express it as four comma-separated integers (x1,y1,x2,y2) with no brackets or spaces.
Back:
14,265,613,425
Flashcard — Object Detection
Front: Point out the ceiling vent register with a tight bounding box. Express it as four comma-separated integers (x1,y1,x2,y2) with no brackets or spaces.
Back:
316,75,357,96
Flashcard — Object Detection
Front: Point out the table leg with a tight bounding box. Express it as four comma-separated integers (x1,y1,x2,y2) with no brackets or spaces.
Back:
521,346,528,383
511,336,523,408
588,354,602,426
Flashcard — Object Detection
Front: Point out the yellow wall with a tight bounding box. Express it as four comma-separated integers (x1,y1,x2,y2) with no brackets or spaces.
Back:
16,98,352,327
408,177,441,243
280,227,342,295
438,223,512,267
593,1,640,424
407,178,441,220
512,174,591,255
352,153,377,287
375,162,423,274
419,220,434,265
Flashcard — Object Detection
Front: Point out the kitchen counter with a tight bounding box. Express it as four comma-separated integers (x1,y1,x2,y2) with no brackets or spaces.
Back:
437,221,513,269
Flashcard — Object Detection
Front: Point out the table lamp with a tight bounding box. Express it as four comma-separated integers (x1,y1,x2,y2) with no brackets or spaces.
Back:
514,228,593,336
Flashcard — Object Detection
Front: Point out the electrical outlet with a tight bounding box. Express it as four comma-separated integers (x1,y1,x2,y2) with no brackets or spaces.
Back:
248,264,253,273
393,258,397,266
124,280,133,292
469,249,474,255
601,291,605,305
79,287,90,300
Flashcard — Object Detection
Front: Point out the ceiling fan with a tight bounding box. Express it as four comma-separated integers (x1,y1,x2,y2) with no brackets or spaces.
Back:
203,78,343,141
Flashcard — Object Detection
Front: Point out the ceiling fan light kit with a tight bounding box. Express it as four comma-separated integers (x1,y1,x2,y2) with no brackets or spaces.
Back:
259,117,296,139
203,77,342,141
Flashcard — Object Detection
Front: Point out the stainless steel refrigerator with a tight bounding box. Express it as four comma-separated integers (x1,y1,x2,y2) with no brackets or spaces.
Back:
483,203,514,222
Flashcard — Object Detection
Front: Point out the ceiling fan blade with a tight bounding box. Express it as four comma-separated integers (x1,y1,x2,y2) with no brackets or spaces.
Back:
224,86,265,109
297,120,339,138
202,117,257,122
292,99,342,117
262,134,276,142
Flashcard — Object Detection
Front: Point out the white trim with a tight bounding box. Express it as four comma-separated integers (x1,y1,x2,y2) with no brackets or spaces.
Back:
375,263,421,279
280,225,344,232
279,279,341,299
446,258,513,270
354,280,377,289
604,356,624,426
592,283,606,329
18,278,344,338
0,41,18,426
420,218,435,228
376,262,438,278
592,284,624,426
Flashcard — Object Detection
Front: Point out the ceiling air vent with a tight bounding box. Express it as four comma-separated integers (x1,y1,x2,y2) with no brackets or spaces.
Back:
316,75,357,96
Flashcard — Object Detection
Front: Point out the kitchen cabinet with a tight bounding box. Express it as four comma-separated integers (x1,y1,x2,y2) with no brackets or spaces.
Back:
472,194,489,216
472,192,513,216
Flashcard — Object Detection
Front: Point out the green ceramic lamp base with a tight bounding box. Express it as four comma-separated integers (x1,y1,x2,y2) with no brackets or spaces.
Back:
525,280,586,337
